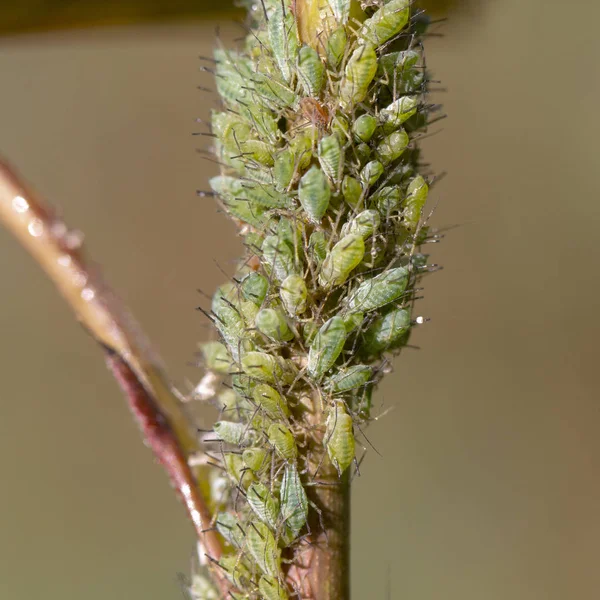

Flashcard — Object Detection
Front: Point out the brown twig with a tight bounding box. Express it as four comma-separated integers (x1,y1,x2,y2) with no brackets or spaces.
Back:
0,159,230,597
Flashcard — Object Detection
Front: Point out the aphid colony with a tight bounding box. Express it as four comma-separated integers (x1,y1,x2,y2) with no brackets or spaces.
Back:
193,0,438,596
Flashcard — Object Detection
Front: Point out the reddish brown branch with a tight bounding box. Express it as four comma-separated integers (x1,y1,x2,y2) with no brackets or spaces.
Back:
0,158,230,596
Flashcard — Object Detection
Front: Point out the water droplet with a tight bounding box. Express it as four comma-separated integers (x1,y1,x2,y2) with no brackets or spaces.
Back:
57,254,72,267
12,195,29,213
81,287,96,302
28,218,44,237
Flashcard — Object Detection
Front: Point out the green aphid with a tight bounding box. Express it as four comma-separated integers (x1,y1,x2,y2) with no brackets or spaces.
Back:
241,272,269,305
377,49,420,80
280,274,308,316
328,0,351,24
352,114,377,143
268,4,299,83
218,554,253,589
274,150,295,190
241,139,276,166
355,142,372,166
262,235,297,282
190,572,220,600
224,453,255,488
326,364,372,393
343,311,364,333
246,521,281,578
371,186,402,216
241,351,283,383
239,103,280,143
297,45,325,97
376,129,409,165
345,266,409,313
253,70,299,110
379,96,418,133
331,115,350,144
357,0,410,47
247,482,280,530
342,209,380,239
259,576,288,600
360,160,384,188
231,373,257,398
325,401,355,476
277,356,299,385
280,463,308,540
212,112,252,154
267,423,298,460
340,44,378,108
252,383,290,418
216,512,246,548
298,165,331,223
241,300,260,327
362,307,411,354
255,308,294,342
274,217,303,254
242,447,270,473
200,341,233,374
318,234,365,288
307,316,347,379
326,27,347,68
403,174,429,230
214,421,256,446
222,195,267,229
318,135,343,186
244,182,290,209
289,132,314,170
342,175,363,210
308,230,327,265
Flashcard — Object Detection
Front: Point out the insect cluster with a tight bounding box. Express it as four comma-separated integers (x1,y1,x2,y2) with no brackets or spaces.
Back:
191,0,440,596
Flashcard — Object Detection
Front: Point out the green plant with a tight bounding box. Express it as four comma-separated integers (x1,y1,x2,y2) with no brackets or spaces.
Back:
0,0,440,597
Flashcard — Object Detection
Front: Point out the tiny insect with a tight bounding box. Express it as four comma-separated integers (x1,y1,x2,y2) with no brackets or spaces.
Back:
307,316,347,379
370,185,402,216
378,96,418,133
280,463,308,541
216,511,246,548
403,174,429,231
341,209,380,239
218,554,253,589
308,230,327,266
298,165,331,223
280,274,308,316
262,235,297,282
318,135,343,187
297,45,325,97
242,447,270,473
255,307,294,342
352,113,377,143
362,307,411,355
258,576,288,600
268,3,299,83
328,0,351,24
324,400,355,476
246,521,281,577
273,150,296,191
325,26,348,68
376,129,409,165
360,160,384,188
340,44,378,108
213,420,256,446
241,351,283,384
240,271,269,305
246,482,280,531
326,364,372,393
200,341,233,374
267,423,298,460
318,233,365,288
299,97,331,128
345,266,409,313
224,452,255,488
252,383,290,418
357,0,410,48
342,175,363,210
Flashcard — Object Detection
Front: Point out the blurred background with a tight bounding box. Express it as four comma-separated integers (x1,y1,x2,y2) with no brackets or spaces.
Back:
0,0,599,599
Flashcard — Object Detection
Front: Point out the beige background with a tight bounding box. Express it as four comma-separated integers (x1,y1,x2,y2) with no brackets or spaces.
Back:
0,1,599,598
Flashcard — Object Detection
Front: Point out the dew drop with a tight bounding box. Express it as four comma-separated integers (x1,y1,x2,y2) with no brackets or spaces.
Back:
12,195,29,213
28,218,44,237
